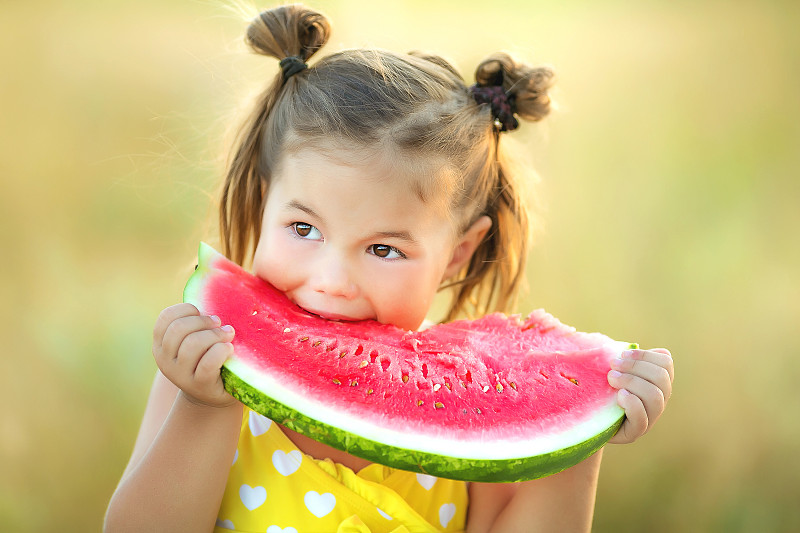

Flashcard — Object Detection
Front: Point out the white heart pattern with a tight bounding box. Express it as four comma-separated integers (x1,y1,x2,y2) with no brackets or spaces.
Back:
267,527,298,533
215,518,235,530
304,491,336,518
239,484,267,511
272,449,303,476
249,411,272,437
416,473,437,490
439,503,456,528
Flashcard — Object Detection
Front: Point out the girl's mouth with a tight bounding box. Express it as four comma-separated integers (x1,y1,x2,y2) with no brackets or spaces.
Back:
296,304,364,323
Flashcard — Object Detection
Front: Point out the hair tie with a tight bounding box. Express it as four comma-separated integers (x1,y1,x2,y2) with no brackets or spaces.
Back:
280,55,308,81
469,84,518,132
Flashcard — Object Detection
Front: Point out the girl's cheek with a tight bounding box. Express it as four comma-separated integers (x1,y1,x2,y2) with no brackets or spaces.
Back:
377,266,434,330
254,230,298,285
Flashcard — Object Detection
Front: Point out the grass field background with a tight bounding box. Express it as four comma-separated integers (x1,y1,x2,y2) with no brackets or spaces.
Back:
2,1,798,531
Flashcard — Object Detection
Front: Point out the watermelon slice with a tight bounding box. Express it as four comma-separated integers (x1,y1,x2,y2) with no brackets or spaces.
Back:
183,242,630,482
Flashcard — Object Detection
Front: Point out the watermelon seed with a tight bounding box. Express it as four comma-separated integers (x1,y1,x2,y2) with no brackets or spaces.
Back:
359,360,369,368
252,310,258,315
434,402,444,410
539,370,550,379
367,388,374,395
417,400,424,407
462,409,468,414
482,385,490,393
299,337,309,342
510,382,517,390
339,351,347,358
327,343,337,351
332,378,342,385
350,379,358,386
496,383,504,393
283,327,291,333
312,340,322,347
560,371,580,385
475,407,482,414
433,384,441,392
444,381,452,390
402,374,409,383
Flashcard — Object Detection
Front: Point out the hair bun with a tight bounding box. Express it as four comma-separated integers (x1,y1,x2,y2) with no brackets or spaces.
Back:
475,52,555,123
246,4,331,62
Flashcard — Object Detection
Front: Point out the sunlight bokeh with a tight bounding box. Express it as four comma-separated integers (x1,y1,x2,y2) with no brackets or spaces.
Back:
2,1,798,531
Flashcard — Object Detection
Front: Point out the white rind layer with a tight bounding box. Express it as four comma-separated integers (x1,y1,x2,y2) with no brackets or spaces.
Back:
224,342,626,461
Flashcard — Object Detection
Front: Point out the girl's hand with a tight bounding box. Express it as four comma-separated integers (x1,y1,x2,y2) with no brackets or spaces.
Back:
152,303,238,408
607,348,674,444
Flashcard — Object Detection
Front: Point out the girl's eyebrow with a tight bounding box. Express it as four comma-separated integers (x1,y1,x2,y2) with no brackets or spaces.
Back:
370,230,417,244
286,200,320,219
287,199,416,243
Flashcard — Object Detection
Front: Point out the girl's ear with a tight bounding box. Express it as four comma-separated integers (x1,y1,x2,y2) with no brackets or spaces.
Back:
443,215,492,280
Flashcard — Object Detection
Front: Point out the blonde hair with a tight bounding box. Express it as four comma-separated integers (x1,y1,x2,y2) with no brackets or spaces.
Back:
220,4,555,321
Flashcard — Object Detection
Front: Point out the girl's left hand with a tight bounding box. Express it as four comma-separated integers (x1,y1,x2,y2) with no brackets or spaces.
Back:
607,348,674,444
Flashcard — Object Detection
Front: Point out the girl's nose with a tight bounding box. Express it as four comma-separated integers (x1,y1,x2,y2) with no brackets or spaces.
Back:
310,253,359,299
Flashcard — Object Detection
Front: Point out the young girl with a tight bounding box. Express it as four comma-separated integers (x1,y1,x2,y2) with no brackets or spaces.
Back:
105,5,674,532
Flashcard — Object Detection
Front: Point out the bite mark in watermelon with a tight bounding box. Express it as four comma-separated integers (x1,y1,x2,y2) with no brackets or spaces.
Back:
183,242,630,482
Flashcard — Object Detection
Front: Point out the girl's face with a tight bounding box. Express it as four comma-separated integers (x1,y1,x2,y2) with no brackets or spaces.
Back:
252,146,475,331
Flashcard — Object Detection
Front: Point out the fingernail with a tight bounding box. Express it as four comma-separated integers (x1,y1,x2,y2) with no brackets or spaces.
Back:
609,370,622,379
619,388,631,397
221,325,234,334
210,315,221,325
621,350,634,358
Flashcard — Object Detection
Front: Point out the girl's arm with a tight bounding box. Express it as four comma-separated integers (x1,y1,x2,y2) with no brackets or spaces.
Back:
104,304,242,533
467,451,603,533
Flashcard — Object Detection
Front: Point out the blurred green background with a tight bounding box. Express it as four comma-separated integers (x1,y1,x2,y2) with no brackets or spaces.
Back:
2,0,798,531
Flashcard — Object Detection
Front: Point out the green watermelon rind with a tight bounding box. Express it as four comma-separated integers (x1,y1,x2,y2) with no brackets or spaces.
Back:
221,363,626,483
183,242,216,304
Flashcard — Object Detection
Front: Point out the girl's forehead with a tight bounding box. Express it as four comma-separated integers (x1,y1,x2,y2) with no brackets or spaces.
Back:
268,146,461,243
276,140,458,215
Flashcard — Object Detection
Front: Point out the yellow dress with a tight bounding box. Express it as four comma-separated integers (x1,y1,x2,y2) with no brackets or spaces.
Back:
214,409,469,533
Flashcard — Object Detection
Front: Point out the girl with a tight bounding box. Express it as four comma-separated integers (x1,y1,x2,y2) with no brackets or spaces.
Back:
105,5,674,532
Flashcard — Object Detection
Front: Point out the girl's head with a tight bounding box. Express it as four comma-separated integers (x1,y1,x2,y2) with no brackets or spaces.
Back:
220,4,554,326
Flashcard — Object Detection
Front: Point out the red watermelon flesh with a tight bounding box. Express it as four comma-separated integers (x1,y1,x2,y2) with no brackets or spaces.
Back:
184,242,629,482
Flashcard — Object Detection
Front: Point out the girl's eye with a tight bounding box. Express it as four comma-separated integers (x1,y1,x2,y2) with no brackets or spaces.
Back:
292,222,322,240
369,244,405,259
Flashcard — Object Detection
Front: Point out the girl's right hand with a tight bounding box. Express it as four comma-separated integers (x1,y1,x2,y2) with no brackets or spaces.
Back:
153,303,237,408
